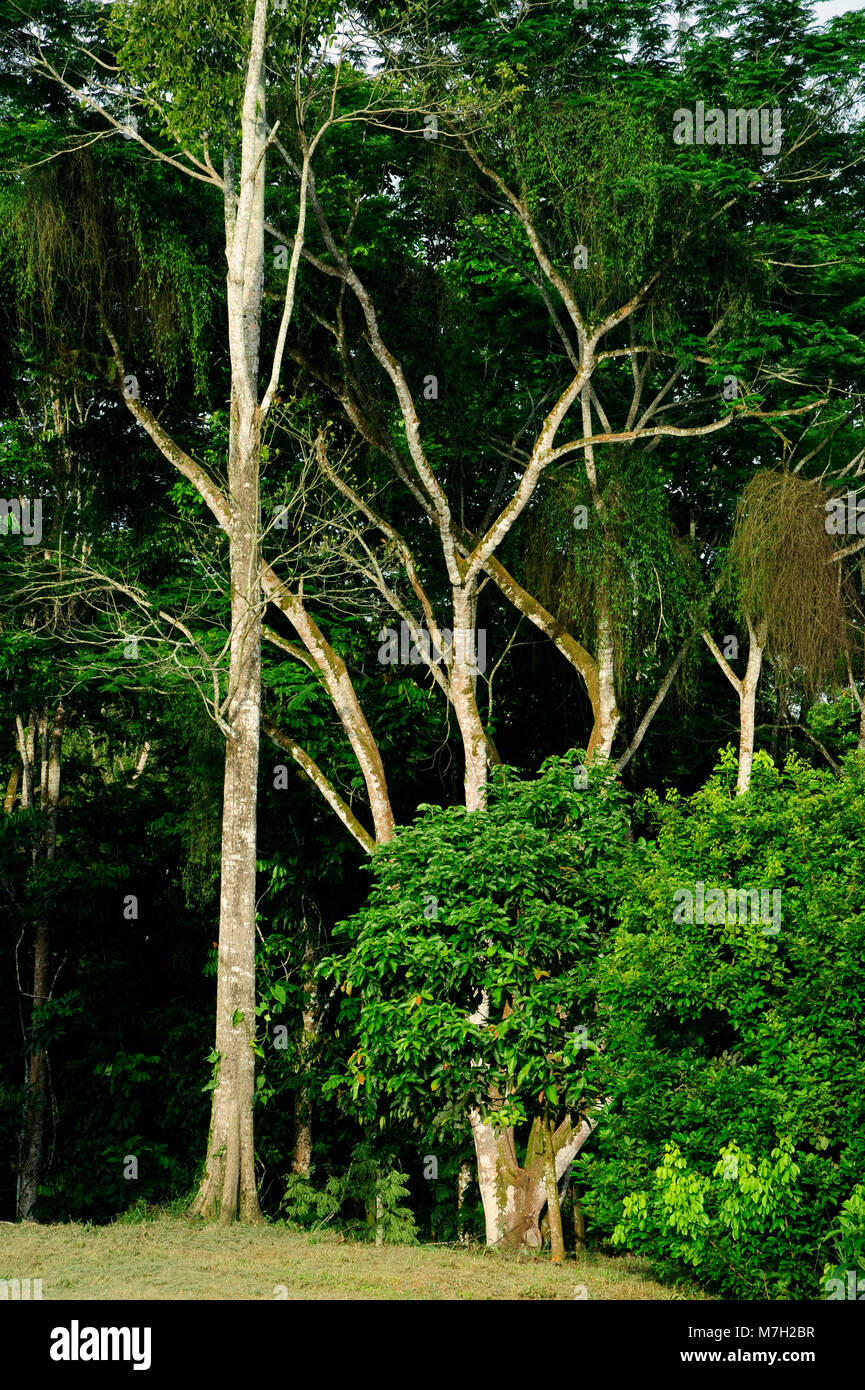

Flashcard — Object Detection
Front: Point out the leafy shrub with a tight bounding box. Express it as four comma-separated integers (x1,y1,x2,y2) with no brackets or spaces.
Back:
319,754,631,1142
281,1141,417,1244
584,749,865,1298
613,1137,805,1299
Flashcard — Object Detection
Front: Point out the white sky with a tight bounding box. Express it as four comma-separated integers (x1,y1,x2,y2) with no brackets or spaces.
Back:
813,0,865,17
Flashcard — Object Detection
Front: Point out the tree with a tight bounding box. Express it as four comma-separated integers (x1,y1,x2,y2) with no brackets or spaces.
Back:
279,0,863,1237
18,0,467,1216
321,755,630,1252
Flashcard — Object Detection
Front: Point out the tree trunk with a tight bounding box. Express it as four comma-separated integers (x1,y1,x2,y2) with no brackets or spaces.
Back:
291,938,318,1176
4,765,19,813
573,1193,587,1251
192,0,268,1224
587,587,620,760
16,703,63,1222
191,412,263,1220
469,1107,520,1247
450,585,488,810
17,919,51,1222
470,1109,596,1252
737,616,767,795
541,1108,565,1263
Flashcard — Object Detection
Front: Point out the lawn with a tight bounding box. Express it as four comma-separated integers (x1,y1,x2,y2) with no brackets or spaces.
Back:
0,1214,704,1300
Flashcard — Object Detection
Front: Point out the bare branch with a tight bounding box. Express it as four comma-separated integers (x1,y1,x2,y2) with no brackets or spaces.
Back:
261,715,375,854
702,629,742,696
614,643,689,774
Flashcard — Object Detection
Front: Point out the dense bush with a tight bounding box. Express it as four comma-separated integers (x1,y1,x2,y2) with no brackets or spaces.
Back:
319,755,630,1149
582,748,865,1298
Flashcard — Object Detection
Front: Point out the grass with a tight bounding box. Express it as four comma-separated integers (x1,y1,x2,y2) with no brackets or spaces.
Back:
0,1213,706,1300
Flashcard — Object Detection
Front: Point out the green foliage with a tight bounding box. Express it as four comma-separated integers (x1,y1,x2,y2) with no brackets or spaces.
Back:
107,0,248,147
0,147,218,395
613,1137,805,1299
806,694,862,762
280,1169,342,1228
281,1141,418,1244
525,450,704,698
584,751,865,1298
111,174,215,393
822,1186,865,1300
320,755,630,1139
511,88,668,312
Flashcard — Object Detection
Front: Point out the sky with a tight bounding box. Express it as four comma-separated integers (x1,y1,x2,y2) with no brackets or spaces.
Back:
813,0,865,17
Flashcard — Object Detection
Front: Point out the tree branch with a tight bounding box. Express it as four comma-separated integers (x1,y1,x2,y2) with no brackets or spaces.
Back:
261,715,375,853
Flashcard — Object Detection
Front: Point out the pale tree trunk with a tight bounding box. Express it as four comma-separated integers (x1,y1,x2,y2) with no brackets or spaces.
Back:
192,469,263,1221
587,586,620,761
736,616,767,795
4,765,19,813
469,1108,521,1248
470,1109,596,1251
580,388,619,763
16,703,63,1222
541,1108,565,1263
192,0,268,1223
450,584,488,810
703,616,768,798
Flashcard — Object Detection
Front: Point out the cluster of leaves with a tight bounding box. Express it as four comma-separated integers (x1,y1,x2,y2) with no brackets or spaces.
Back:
613,1137,807,1299
581,749,865,1297
524,450,704,702
319,754,631,1141
280,1140,417,1244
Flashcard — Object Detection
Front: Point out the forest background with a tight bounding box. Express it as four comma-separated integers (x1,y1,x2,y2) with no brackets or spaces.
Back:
1,0,864,1300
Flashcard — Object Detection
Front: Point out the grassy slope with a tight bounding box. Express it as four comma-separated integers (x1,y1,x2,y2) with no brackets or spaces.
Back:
0,1215,705,1300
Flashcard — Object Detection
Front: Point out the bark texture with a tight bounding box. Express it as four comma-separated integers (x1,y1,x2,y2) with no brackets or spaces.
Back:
702,617,767,796
191,0,268,1223
470,1109,596,1250
736,616,767,795
290,938,319,1177
16,703,63,1222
